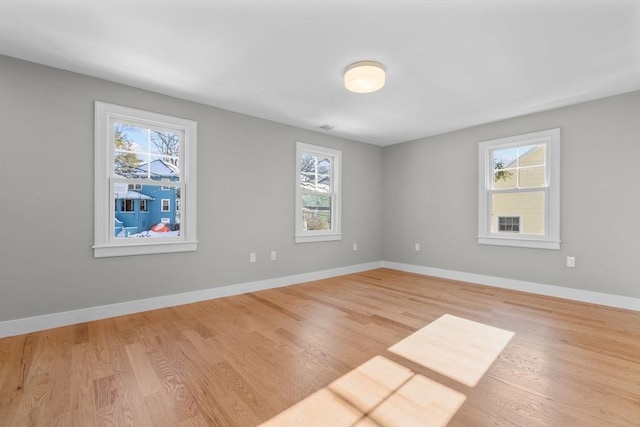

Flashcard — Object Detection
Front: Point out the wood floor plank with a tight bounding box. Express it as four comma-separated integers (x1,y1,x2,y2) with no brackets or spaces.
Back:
0,268,638,426
70,343,96,426
125,342,163,397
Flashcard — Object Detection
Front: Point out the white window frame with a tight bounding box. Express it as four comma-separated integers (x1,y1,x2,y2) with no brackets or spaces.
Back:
128,183,142,190
478,128,560,249
140,199,148,212
161,199,170,212
295,142,342,243
94,101,197,257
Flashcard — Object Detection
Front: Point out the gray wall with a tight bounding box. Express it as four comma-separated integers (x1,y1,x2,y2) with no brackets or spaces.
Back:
1,56,638,323
383,91,640,298
0,56,384,321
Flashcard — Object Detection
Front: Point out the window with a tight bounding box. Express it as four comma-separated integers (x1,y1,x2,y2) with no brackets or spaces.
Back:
121,199,135,212
94,101,197,257
478,128,560,249
497,216,521,233
295,142,342,243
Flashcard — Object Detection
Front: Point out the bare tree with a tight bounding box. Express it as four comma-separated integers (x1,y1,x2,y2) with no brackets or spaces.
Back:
300,154,330,189
151,131,180,166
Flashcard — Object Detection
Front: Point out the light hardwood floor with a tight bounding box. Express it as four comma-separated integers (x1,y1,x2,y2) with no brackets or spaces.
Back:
1,268,638,426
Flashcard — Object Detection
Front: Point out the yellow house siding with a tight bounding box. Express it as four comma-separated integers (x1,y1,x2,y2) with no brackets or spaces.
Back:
491,145,546,234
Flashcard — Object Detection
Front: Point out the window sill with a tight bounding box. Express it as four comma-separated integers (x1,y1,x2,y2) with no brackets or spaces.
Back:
93,240,198,258
295,233,342,244
478,236,560,250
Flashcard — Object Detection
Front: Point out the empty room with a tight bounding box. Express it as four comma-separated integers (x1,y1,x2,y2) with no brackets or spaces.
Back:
0,1,638,426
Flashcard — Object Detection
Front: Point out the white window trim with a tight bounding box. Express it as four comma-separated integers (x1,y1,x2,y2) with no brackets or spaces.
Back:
478,128,561,250
161,199,171,212
94,101,197,257
295,142,342,243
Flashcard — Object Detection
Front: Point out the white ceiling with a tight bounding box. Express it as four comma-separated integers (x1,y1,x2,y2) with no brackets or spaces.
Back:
1,0,638,146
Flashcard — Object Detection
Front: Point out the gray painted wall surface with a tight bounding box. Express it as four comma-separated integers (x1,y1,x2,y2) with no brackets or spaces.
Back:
383,91,640,298
1,55,638,322
0,56,384,321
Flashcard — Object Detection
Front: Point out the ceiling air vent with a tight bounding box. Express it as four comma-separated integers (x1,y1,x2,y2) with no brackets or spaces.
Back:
318,124,335,131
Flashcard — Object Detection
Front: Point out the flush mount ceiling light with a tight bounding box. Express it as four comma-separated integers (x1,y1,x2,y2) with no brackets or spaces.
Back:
344,61,385,93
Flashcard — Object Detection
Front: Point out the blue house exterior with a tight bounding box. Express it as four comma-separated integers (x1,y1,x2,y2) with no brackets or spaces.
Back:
114,159,180,236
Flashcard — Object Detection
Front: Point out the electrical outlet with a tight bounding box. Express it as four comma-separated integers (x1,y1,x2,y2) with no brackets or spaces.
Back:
566,256,575,268
353,243,358,251
249,252,256,263
271,250,277,261
415,243,421,251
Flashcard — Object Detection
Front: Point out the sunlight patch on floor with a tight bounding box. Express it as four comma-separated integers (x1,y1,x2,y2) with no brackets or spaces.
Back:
261,356,466,427
260,314,514,426
389,314,515,387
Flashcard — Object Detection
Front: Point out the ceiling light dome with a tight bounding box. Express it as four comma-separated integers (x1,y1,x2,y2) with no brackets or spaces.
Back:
344,61,385,93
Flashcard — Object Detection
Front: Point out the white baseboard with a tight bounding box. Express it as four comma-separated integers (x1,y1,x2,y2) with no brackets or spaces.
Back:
382,261,640,311
0,261,383,338
2,259,637,338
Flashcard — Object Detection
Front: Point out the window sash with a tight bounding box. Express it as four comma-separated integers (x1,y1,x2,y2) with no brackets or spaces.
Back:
486,188,549,236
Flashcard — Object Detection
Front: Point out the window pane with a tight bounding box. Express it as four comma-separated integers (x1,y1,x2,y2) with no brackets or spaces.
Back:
518,166,545,188
317,157,331,175
113,184,181,238
316,174,331,192
302,195,331,231
491,147,516,189
300,172,314,189
519,144,546,167
491,191,545,235
492,166,517,189
300,154,316,173
113,150,144,178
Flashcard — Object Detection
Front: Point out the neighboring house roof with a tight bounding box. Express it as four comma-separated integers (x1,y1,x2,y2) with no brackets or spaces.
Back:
115,191,154,200
301,182,330,192
131,159,180,179
504,144,542,168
